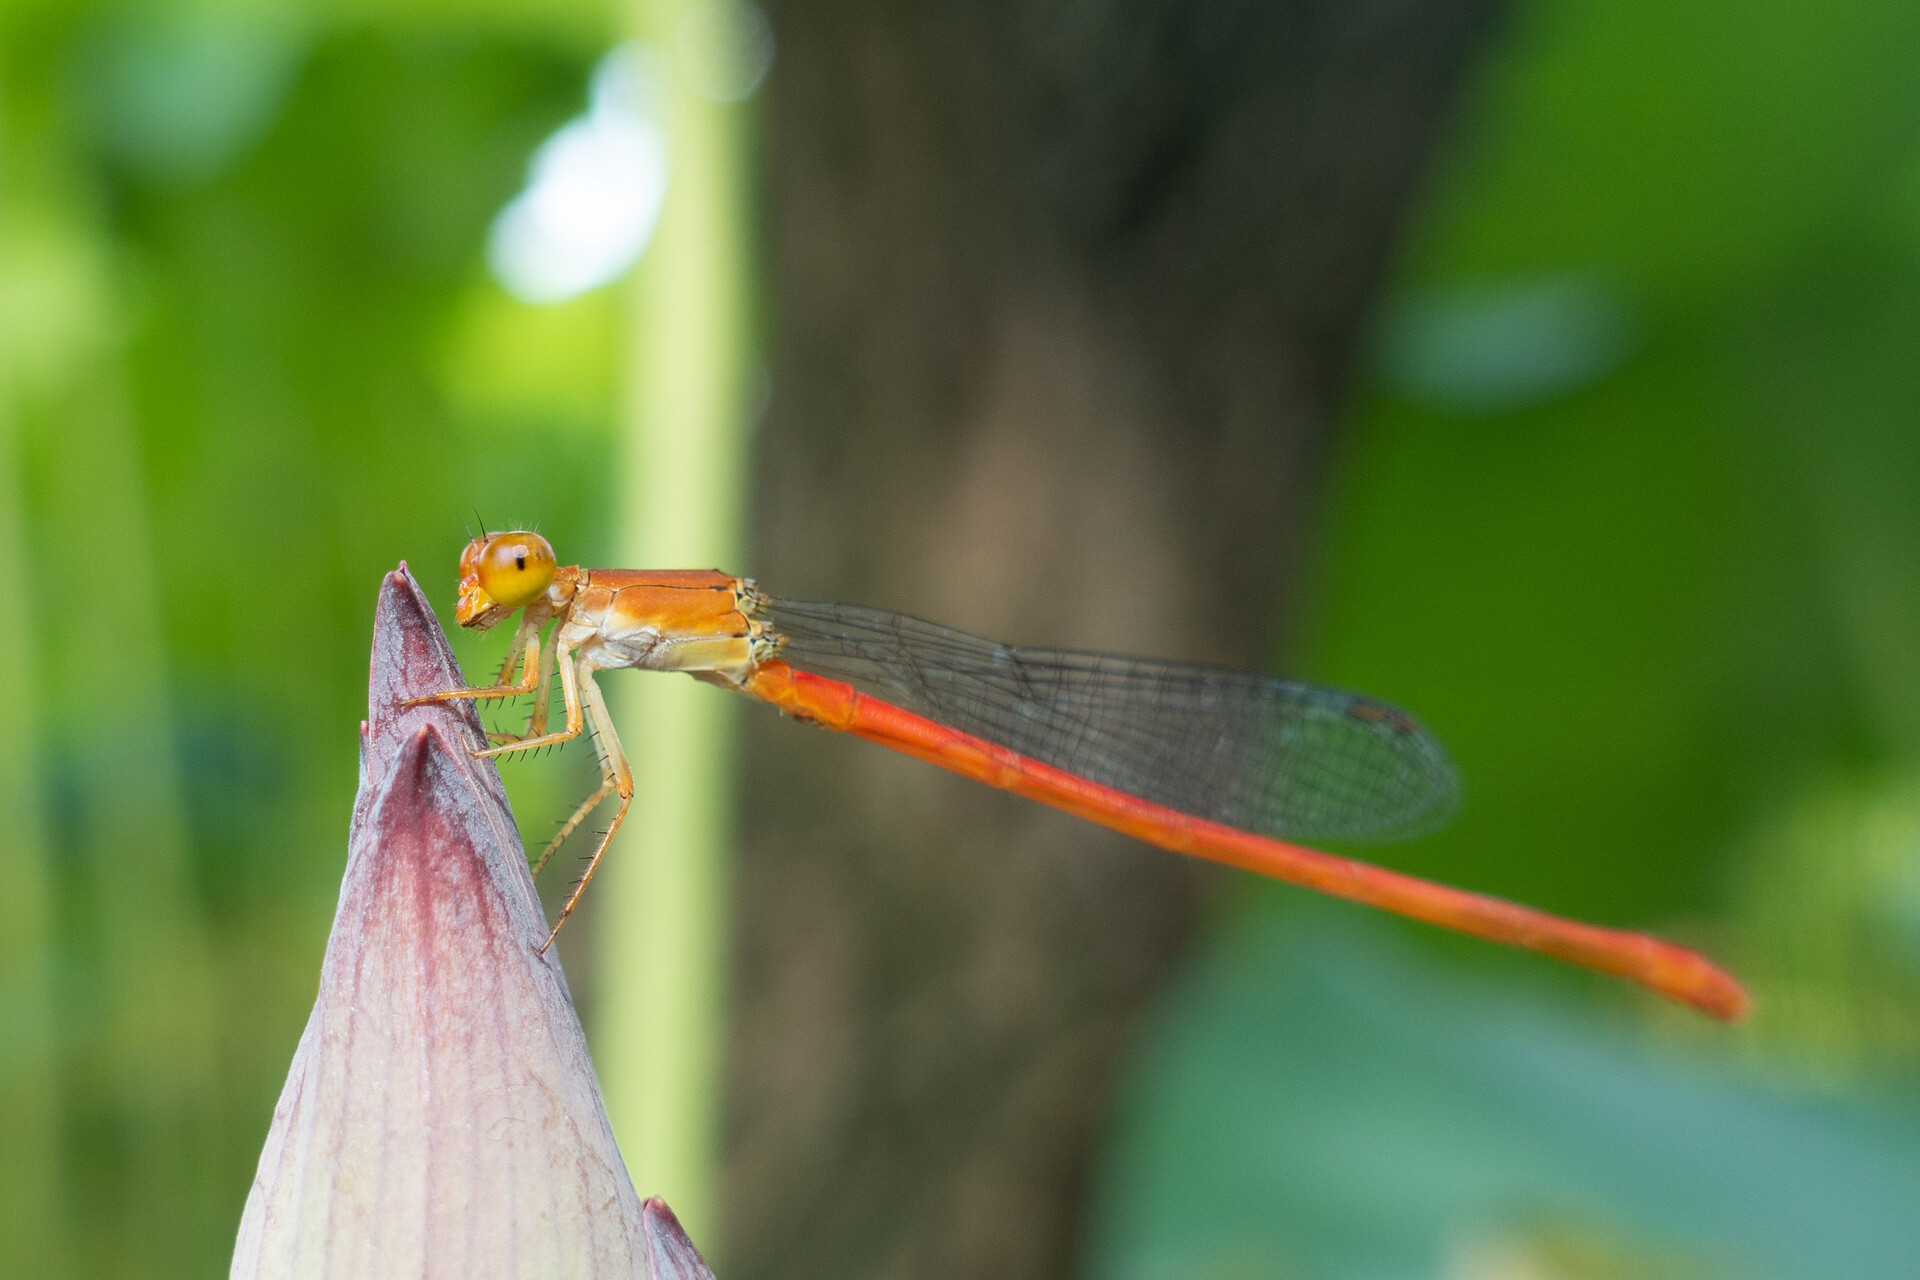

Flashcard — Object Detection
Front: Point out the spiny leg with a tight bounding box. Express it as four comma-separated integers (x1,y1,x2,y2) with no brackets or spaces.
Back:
493,637,522,685
404,615,543,721
530,776,614,880
524,617,560,737
475,640,583,759
489,625,561,744
541,667,633,952
478,641,529,744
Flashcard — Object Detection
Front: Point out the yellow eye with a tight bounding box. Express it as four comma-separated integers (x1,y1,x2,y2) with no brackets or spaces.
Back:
475,532,557,609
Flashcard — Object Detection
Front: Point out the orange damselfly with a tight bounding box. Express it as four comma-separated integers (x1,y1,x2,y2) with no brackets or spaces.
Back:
410,530,1749,1020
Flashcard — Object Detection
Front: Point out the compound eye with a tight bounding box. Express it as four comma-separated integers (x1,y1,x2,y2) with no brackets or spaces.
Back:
475,532,557,609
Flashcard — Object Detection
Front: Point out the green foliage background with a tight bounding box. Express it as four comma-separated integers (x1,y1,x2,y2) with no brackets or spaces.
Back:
0,4,618,1274
1311,0,1920,1056
3,0,1919,1277
1094,1,1920,1276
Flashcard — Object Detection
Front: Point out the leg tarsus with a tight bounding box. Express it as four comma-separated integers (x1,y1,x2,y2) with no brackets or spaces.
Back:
531,778,615,880
537,670,633,952
404,620,543,711
473,643,582,760
537,788,631,953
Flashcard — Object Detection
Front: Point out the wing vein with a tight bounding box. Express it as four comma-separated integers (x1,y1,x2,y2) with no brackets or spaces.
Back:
765,598,1459,842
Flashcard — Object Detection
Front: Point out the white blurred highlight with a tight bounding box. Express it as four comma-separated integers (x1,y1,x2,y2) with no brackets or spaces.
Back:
488,46,668,305
677,0,775,104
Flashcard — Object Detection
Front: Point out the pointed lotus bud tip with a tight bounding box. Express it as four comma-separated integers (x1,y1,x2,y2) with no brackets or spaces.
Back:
642,1199,718,1280
232,564,688,1279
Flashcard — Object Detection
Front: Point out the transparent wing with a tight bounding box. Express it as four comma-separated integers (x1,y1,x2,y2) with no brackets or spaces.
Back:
764,598,1459,842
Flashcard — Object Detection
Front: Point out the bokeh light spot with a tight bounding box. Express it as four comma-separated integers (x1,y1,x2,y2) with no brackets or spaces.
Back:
487,46,668,305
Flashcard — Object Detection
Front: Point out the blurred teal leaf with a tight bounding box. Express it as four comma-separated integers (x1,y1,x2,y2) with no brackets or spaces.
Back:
1376,273,1634,416
74,9,305,185
1086,901,1920,1280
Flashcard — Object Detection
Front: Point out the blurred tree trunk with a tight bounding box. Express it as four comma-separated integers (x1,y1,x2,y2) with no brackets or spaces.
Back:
730,2,1501,1276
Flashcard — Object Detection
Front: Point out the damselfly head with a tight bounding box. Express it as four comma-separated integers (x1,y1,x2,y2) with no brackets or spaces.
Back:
455,530,557,629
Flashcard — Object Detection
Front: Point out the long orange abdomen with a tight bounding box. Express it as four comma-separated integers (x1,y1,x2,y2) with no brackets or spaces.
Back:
742,659,1748,1020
